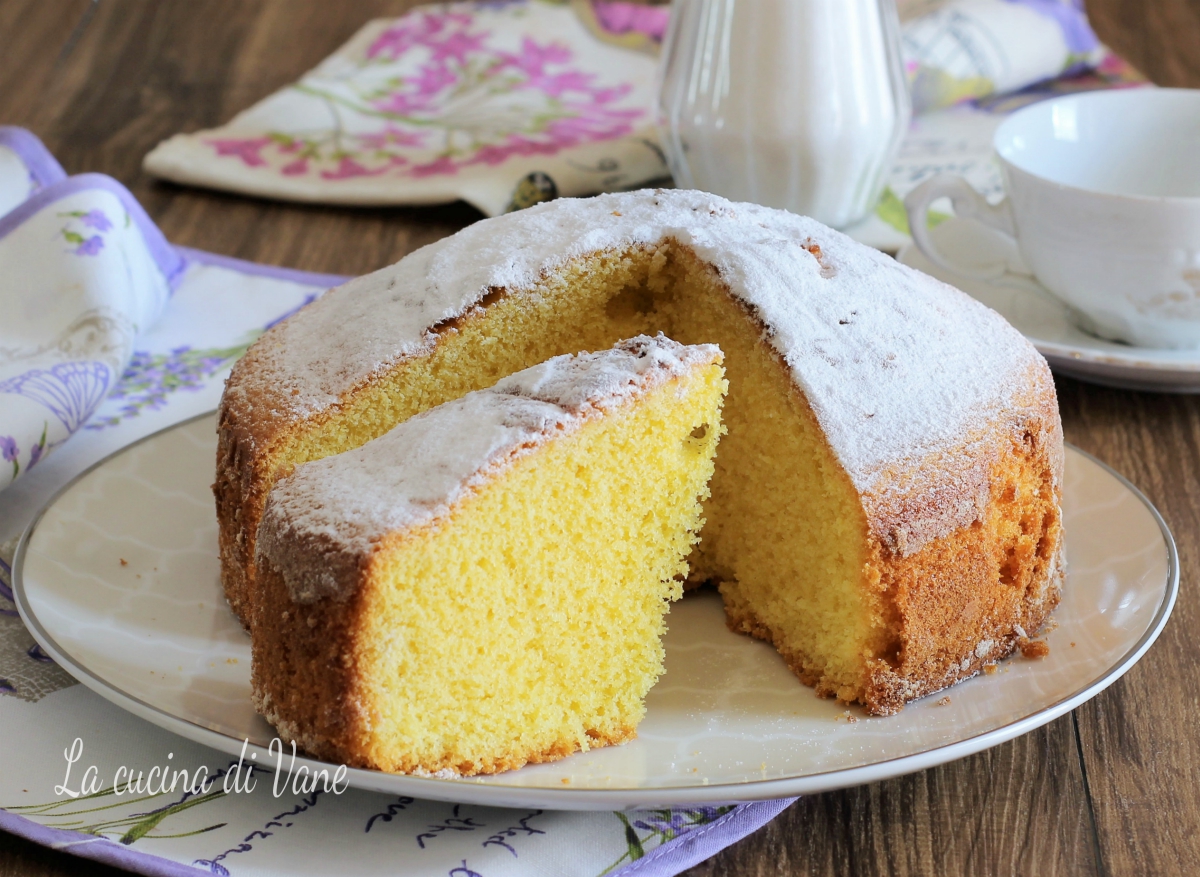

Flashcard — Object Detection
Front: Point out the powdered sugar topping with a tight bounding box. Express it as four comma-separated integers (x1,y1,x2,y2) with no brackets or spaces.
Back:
240,189,1044,504
257,335,719,602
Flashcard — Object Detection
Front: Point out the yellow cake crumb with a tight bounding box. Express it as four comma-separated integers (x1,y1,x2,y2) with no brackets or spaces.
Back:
251,345,727,775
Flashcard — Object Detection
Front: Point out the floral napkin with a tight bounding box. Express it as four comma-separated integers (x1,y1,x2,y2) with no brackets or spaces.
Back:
0,128,182,496
0,128,792,876
142,0,1117,223
144,1,669,217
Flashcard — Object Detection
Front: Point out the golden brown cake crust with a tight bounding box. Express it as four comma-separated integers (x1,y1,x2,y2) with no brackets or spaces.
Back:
249,342,723,775
217,190,1053,630
722,360,1063,715
252,553,640,775
218,189,1065,760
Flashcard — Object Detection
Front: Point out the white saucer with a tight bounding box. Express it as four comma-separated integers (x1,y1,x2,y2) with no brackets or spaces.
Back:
13,412,1177,810
898,218,1200,392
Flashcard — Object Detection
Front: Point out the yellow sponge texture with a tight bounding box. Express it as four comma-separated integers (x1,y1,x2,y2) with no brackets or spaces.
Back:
347,361,726,774
261,246,883,712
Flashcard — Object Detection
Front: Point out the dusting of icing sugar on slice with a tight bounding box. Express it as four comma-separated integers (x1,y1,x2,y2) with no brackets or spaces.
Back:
240,189,1046,506
256,335,719,603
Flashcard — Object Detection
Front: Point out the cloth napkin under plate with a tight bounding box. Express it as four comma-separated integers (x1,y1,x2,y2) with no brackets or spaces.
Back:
0,128,793,877
142,0,1112,224
0,128,181,497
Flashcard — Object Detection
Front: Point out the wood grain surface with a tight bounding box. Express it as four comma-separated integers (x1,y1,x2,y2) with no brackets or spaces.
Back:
2,1,1199,874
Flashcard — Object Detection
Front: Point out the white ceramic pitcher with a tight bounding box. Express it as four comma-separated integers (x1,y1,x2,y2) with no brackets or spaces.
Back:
655,0,910,229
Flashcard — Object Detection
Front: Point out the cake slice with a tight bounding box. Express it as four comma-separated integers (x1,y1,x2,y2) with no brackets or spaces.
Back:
252,335,726,775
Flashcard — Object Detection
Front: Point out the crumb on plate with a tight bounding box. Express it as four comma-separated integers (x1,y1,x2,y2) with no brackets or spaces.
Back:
1020,639,1051,658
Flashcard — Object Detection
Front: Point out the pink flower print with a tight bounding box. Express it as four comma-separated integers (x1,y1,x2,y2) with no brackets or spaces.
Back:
366,11,471,60
547,105,640,145
196,7,650,183
591,83,634,105
207,137,273,167
74,235,104,256
373,64,456,114
500,37,572,78
593,2,670,42
413,63,457,97
408,155,460,178
320,157,387,180
470,137,544,167
374,93,420,115
428,30,487,65
367,23,428,60
79,209,112,232
527,70,595,99
357,125,426,150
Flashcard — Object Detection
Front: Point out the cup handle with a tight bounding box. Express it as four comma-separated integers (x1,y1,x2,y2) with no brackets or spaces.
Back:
904,174,1035,287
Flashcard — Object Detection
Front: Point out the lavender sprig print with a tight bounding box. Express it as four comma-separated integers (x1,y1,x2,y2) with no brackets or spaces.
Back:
0,424,49,484
0,435,17,481
29,422,47,468
78,209,114,232
603,807,735,874
72,234,104,256
87,343,251,429
88,292,320,429
58,209,115,256
4,768,231,844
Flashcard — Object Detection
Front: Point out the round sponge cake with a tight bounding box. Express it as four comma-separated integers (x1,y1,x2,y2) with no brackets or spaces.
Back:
216,188,1063,717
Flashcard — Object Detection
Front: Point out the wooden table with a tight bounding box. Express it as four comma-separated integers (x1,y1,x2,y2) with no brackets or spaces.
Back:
2,1,1199,874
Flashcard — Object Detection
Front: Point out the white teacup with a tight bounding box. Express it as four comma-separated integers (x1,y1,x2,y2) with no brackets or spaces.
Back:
904,88,1200,349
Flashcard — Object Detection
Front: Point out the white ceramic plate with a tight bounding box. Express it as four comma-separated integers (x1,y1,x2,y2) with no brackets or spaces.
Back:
14,412,1177,810
898,218,1200,392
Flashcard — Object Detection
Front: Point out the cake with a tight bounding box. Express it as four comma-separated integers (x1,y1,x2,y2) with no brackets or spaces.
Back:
252,336,725,775
216,188,1063,718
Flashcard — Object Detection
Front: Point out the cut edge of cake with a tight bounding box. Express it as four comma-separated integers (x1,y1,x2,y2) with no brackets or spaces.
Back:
250,335,727,775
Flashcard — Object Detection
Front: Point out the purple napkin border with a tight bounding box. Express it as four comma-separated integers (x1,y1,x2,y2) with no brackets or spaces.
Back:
607,799,794,877
0,171,187,291
0,809,206,877
0,797,794,877
0,126,68,190
0,127,351,294
174,245,350,290
0,127,796,876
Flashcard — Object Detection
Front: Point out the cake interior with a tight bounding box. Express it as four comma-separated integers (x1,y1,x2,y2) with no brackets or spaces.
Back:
253,242,1059,713
258,357,725,775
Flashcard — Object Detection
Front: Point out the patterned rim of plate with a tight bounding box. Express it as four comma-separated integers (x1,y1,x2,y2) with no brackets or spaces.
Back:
11,411,1180,810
